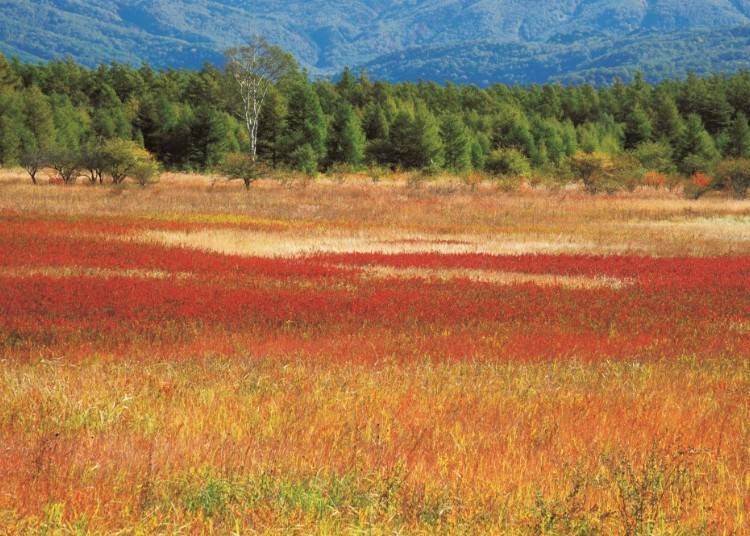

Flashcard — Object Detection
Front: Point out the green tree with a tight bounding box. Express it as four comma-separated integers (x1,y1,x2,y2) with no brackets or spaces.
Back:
386,110,413,168
327,103,366,167
190,106,236,169
100,138,156,184
727,113,750,159
256,87,286,167
23,87,55,152
281,80,327,170
651,91,684,142
0,90,28,165
678,114,720,175
486,148,531,177
632,141,676,173
441,114,471,172
624,105,653,149
408,104,444,171
363,103,389,141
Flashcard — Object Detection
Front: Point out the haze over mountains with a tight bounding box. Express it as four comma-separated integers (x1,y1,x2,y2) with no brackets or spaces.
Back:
2,0,750,84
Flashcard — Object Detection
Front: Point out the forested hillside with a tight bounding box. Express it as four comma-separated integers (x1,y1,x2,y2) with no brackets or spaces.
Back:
2,1,750,84
2,49,750,197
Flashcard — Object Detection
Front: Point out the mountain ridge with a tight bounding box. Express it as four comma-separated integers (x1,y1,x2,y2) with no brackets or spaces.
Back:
1,1,750,84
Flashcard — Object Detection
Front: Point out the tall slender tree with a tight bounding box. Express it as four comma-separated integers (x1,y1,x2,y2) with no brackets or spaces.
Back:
226,37,295,162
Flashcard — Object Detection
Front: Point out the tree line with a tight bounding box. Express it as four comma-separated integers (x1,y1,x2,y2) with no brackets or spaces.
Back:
1,42,750,196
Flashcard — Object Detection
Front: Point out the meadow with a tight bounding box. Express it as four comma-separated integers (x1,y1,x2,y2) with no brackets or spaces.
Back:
1,171,749,534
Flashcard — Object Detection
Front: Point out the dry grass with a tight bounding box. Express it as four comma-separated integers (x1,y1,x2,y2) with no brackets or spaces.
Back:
2,170,750,534
4,170,750,257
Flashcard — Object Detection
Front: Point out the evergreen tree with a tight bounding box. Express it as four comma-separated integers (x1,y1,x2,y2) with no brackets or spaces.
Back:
336,67,357,104
190,106,236,169
327,103,366,167
257,87,286,167
281,80,327,170
0,90,27,165
22,86,55,152
441,114,471,172
651,91,684,142
679,114,721,174
387,110,414,168
0,53,19,90
409,104,444,170
363,103,389,141
624,104,653,149
727,113,750,159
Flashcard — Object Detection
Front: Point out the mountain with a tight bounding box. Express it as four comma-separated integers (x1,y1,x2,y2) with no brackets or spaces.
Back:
1,1,750,85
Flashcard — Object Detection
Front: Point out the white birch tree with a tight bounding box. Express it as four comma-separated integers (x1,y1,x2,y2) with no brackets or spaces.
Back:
226,37,294,164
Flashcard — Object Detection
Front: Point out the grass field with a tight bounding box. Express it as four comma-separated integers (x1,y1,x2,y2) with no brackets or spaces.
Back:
1,171,750,534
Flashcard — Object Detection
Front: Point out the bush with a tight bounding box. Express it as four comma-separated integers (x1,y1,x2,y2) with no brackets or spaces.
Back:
715,158,750,199
485,148,531,178
683,172,715,199
132,155,160,187
568,151,643,194
47,147,82,185
289,144,319,177
219,152,266,189
567,151,614,194
20,148,47,185
642,171,667,189
632,141,675,173
100,139,158,185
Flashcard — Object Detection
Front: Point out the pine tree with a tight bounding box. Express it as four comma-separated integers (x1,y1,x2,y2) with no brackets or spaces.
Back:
624,104,653,149
441,114,471,172
190,106,235,169
363,103,389,141
0,53,19,90
679,114,721,174
0,90,26,165
336,67,356,104
257,87,286,167
281,80,327,170
387,110,413,168
410,104,444,170
327,103,365,167
651,91,684,142
23,86,55,152
728,113,750,159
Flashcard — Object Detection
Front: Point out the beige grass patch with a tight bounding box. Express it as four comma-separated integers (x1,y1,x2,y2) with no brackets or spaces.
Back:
140,229,617,258
0,267,187,280
357,265,629,289
629,217,750,242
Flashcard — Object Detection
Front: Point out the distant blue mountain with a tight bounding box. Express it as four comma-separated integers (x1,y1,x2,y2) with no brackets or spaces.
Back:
2,1,750,84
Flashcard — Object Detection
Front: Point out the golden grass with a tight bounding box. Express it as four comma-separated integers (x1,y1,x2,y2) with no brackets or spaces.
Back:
358,265,629,289
2,170,750,533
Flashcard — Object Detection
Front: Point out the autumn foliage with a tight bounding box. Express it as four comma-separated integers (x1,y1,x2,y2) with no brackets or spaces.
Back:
1,176,749,533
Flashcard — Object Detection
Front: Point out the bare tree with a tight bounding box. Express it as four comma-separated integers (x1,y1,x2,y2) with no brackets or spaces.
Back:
226,37,295,163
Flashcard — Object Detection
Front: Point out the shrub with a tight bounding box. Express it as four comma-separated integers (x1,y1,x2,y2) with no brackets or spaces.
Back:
567,151,614,194
642,171,667,189
47,147,82,185
715,158,750,199
485,148,531,178
20,148,47,185
632,141,676,173
568,151,644,194
219,152,268,189
132,155,160,187
100,139,157,185
289,144,319,177
683,172,715,199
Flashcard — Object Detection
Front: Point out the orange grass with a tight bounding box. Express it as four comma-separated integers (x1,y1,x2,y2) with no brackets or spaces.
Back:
1,172,750,534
